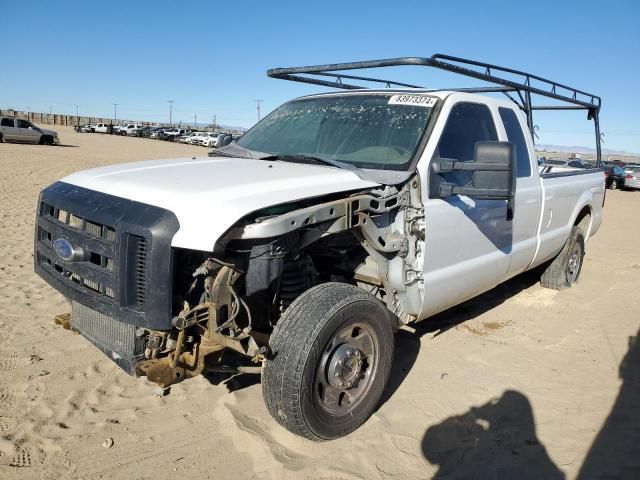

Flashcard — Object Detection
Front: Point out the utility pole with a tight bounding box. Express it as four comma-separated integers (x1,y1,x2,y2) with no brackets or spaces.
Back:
168,100,175,126
213,114,217,131
194,114,197,129
73,104,80,126
48,106,52,114
254,99,262,122
112,103,118,122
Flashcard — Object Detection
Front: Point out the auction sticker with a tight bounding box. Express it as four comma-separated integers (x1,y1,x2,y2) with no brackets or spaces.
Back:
388,94,437,107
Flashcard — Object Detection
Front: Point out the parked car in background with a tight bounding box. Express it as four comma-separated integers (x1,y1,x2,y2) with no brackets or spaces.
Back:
190,132,211,146
162,128,187,141
93,123,110,133
138,126,155,138
119,123,143,136
0,117,59,145
177,132,198,144
201,132,219,147
149,127,166,139
623,166,640,190
208,133,233,148
604,165,626,189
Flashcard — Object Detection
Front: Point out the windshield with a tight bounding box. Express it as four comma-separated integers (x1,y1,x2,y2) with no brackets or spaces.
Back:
236,93,436,171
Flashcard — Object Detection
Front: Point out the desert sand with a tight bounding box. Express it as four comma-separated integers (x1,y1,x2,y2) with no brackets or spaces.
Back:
0,126,638,479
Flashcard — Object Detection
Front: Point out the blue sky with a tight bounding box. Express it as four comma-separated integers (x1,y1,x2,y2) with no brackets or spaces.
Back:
1,0,638,152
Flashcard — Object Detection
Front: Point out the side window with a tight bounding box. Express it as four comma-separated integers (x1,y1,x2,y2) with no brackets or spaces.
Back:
498,107,531,178
433,102,498,187
16,119,31,129
1,118,14,127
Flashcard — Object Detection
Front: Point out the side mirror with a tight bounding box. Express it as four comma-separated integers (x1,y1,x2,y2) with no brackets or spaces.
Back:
431,141,516,219
432,141,516,201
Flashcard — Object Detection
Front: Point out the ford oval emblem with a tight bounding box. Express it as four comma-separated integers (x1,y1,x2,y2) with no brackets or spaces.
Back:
53,238,75,261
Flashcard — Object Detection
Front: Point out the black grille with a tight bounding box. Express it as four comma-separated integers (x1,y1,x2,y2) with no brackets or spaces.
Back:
133,236,147,307
34,182,180,331
36,202,117,302
35,202,149,309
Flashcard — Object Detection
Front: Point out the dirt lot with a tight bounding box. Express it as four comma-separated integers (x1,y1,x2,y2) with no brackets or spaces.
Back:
0,126,638,479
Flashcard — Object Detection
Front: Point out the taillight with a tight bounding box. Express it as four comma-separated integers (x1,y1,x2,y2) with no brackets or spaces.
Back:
604,171,609,176
627,174,633,179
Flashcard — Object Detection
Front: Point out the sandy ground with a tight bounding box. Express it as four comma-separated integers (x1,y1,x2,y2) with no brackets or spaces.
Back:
0,126,638,479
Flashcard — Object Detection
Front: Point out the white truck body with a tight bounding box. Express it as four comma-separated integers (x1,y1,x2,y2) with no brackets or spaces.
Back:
34,58,605,439
58,90,604,321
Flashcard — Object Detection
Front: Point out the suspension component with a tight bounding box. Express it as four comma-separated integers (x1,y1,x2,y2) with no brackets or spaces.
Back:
279,255,314,312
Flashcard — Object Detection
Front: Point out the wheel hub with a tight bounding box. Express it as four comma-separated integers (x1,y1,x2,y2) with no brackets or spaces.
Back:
327,344,363,389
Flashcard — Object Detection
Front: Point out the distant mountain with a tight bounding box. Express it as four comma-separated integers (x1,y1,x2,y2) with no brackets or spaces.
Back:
535,144,639,156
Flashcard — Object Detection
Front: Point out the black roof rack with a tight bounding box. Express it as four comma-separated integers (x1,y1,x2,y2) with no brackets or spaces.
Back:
268,54,603,163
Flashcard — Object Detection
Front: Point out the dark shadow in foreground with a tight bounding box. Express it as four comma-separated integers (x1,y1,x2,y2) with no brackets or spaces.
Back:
577,328,640,480
421,390,564,479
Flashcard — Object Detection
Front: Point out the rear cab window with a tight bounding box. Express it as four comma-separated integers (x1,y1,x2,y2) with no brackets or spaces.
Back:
1,118,14,127
498,107,531,178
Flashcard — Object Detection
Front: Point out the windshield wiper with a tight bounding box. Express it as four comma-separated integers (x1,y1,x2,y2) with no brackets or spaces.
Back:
210,141,270,159
258,154,358,172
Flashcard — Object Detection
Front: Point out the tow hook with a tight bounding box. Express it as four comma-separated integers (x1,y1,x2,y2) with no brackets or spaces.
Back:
54,313,73,331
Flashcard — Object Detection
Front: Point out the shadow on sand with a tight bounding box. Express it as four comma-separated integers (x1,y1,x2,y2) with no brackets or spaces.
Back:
420,390,564,479
577,327,640,479
412,315,639,479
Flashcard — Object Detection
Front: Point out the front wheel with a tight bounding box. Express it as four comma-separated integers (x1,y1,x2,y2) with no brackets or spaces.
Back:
262,282,395,440
610,179,618,190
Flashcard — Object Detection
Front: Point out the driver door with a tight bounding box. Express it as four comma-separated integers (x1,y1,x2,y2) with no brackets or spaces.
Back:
16,119,40,143
420,101,512,318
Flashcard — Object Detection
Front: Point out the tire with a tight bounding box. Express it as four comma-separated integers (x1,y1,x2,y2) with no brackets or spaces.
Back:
39,135,53,145
540,226,585,290
262,282,395,440
121,131,126,136
610,179,618,190
0,133,3,143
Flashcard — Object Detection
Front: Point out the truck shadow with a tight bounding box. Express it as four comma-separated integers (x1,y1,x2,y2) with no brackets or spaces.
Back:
577,327,640,479
379,267,541,407
420,390,564,479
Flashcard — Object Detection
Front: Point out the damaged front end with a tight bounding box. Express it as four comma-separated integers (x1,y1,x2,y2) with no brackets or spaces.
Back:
37,175,425,389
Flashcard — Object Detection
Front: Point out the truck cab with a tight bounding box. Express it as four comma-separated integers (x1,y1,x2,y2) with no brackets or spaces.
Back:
34,54,605,440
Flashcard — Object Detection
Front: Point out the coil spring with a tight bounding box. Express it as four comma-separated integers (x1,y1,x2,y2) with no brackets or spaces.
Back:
279,255,313,312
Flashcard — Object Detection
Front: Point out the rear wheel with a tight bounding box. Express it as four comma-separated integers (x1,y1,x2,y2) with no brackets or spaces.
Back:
540,226,585,290
0,133,3,143
262,282,394,440
39,135,53,145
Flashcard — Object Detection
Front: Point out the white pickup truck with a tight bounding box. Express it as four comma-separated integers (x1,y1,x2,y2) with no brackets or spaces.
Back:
34,55,605,440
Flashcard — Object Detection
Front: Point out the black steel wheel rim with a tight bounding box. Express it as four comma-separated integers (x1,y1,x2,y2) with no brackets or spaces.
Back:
314,321,380,417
